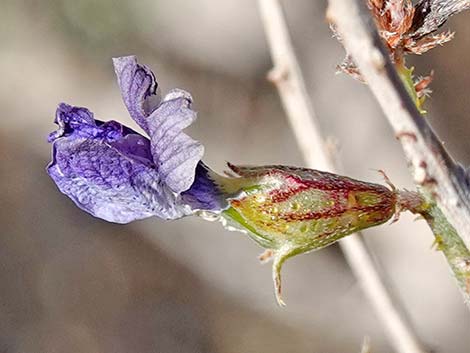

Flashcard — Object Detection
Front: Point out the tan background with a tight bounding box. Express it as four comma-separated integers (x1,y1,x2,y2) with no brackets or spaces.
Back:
1,1,470,352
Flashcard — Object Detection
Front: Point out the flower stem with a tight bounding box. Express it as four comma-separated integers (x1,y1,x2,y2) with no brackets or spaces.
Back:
420,196,470,307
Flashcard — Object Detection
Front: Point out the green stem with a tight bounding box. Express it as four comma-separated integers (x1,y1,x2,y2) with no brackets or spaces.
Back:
396,63,427,114
419,197,470,307
395,61,470,307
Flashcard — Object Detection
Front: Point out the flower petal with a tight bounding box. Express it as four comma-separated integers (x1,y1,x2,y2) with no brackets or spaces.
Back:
182,162,229,211
148,89,204,194
112,56,161,133
47,104,192,223
48,103,96,142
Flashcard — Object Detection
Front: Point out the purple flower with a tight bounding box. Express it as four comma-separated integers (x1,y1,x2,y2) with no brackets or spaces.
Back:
47,56,227,223
47,56,421,305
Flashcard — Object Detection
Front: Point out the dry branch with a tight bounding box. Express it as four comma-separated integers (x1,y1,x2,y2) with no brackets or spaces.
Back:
327,0,470,253
257,1,427,352
327,0,470,309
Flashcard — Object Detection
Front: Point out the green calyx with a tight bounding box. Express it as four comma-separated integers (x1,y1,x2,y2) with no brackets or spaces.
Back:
218,164,401,305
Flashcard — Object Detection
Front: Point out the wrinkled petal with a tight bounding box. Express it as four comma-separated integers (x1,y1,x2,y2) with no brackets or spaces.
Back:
148,89,204,194
113,56,161,133
48,56,228,223
47,104,192,223
108,133,154,167
182,162,228,211
410,0,470,37
48,103,96,142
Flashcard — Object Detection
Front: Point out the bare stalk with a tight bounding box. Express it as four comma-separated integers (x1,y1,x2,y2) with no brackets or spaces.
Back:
327,0,470,309
326,0,470,252
257,1,426,352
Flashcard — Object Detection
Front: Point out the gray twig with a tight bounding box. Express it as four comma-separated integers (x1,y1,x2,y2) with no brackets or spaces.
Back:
327,0,470,309
327,0,470,253
257,1,427,352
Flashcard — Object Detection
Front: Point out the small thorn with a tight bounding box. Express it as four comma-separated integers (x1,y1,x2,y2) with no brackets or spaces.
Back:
267,65,289,85
390,212,401,224
377,169,396,192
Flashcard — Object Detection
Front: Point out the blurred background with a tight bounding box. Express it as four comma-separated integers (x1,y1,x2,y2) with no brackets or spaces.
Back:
1,0,470,352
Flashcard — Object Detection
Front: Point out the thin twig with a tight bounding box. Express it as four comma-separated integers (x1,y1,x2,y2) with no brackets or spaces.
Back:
327,0,470,253
327,0,470,310
257,1,426,353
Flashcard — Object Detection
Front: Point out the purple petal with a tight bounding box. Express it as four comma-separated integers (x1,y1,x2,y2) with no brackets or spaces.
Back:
48,56,228,222
47,104,192,223
148,89,204,194
49,103,137,143
182,162,228,211
108,134,154,167
112,56,161,133
48,103,96,142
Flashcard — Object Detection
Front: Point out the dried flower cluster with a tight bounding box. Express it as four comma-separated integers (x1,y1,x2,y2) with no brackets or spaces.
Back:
336,0,470,97
369,0,456,57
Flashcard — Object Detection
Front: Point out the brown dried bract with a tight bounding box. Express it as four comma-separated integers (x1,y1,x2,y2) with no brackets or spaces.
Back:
414,71,434,98
405,31,455,55
335,0,470,80
368,0,415,54
367,0,465,61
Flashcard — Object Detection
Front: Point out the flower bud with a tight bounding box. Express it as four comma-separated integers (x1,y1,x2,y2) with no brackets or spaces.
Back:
221,164,398,305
